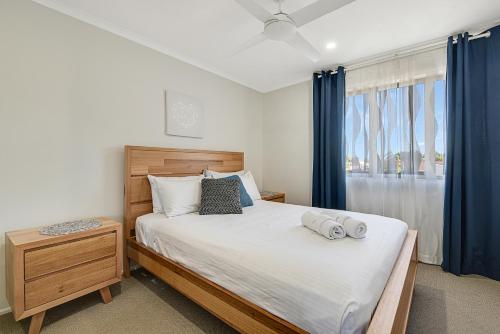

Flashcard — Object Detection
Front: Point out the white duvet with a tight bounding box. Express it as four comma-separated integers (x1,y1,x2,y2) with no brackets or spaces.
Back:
136,200,408,334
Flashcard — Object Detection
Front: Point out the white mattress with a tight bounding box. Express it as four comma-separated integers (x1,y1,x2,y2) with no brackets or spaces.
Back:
136,200,408,334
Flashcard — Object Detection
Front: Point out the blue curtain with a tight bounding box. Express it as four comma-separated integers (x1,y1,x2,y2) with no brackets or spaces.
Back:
312,68,346,209
443,26,500,280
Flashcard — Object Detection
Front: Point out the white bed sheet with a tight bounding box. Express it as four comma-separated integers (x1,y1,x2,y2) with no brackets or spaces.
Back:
136,200,408,334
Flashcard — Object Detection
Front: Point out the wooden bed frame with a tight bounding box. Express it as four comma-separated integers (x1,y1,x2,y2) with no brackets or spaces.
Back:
123,145,418,334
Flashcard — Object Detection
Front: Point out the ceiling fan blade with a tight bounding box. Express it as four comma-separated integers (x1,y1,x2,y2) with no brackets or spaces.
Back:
233,0,275,23
289,0,355,27
233,33,267,55
286,32,321,62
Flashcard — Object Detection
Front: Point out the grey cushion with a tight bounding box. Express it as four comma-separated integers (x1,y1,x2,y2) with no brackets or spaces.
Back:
199,178,242,215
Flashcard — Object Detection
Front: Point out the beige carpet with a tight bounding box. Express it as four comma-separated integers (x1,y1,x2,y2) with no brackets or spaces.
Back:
1,264,499,334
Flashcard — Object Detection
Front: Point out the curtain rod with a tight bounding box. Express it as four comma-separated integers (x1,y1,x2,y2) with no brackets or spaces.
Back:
316,31,491,76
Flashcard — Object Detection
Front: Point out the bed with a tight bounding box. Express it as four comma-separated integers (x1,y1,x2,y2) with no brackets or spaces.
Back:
123,145,418,334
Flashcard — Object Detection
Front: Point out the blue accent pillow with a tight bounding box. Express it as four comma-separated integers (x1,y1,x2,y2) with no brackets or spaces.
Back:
223,175,253,207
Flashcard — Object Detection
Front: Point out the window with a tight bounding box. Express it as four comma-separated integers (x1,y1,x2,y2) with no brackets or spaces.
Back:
345,79,446,177
345,48,447,266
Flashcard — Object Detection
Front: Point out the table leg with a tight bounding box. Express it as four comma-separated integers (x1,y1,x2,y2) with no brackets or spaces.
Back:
28,311,45,334
99,286,112,304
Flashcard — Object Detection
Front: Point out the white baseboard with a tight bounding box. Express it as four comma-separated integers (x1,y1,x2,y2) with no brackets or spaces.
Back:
0,306,12,316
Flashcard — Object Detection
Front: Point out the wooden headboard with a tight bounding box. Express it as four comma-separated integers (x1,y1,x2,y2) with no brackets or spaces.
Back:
123,145,244,238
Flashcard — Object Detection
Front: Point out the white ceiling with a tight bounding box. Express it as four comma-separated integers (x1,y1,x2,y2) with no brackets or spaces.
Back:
34,0,500,92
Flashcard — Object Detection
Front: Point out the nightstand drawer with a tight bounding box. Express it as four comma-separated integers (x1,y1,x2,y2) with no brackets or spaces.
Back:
25,256,116,309
25,233,116,280
270,197,285,203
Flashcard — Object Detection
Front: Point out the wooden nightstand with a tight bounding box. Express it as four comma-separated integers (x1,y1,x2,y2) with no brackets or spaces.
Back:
5,217,122,334
260,191,285,203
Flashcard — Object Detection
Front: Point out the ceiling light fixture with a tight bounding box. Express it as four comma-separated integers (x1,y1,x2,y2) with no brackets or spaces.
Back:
326,42,337,50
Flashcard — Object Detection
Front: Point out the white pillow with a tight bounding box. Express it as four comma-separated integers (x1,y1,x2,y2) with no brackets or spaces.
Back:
205,170,245,178
147,175,161,213
147,175,202,214
239,171,261,200
155,175,203,217
206,170,261,200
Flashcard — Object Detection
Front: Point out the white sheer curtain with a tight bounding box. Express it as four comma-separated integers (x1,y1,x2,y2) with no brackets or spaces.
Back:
345,48,446,264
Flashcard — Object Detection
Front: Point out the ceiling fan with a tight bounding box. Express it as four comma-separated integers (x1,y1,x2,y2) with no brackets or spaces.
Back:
233,0,355,62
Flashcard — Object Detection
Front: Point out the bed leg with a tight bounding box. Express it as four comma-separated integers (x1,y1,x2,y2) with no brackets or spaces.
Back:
123,253,131,277
123,238,131,278
123,226,131,277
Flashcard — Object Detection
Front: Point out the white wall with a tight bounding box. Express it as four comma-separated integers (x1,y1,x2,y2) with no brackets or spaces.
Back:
0,0,263,311
262,81,313,206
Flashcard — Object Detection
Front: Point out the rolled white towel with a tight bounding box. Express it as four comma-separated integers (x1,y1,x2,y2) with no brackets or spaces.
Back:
321,211,367,239
343,218,367,239
301,211,346,240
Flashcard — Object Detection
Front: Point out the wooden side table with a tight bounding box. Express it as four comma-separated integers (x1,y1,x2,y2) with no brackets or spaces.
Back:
5,217,122,334
260,191,285,203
